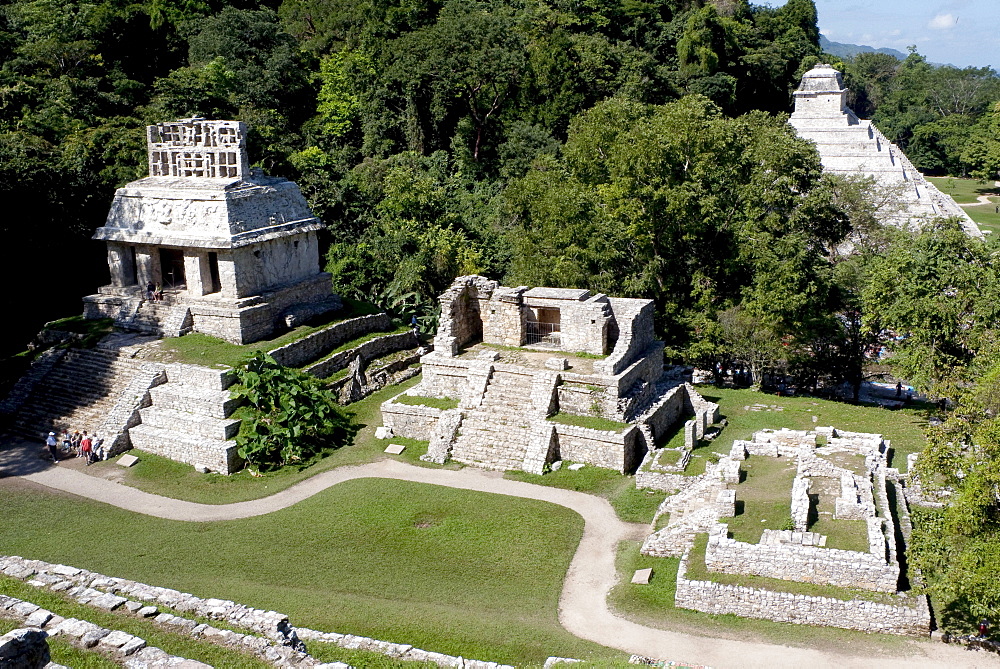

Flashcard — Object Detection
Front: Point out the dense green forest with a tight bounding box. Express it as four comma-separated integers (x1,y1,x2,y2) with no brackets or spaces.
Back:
2,0,1000,633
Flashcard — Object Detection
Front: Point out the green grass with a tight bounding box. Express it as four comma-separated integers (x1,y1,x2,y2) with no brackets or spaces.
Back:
927,176,1000,235
0,478,623,666
547,412,628,432
152,298,383,368
392,395,459,410
505,466,662,524
719,455,796,544
0,615,121,668
683,535,898,605
304,326,412,370
0,577,270,668
926,176,999,204
608,542,910,656
696,387,929,467
807,476,871,552
96,375,424,504
44,315,115,348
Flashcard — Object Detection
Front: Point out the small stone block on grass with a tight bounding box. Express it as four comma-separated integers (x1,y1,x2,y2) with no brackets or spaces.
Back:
567,463,585,471
631,568,653,585
375,426,393,440
117,454,139,468
384,443,406,455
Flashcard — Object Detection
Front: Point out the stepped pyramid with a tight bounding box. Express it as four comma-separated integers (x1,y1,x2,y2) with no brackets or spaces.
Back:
789,64,982,238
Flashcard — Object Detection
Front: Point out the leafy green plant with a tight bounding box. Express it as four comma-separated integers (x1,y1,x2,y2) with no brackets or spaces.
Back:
232,351,356,473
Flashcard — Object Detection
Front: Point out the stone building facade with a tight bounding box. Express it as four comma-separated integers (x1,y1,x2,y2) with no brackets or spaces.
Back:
789,64,981,237
382,275,717,474
83,118,339,344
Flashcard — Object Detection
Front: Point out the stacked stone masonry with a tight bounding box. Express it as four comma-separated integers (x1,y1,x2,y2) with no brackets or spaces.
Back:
130,363,242,474
674,549,930,636
388,276,719,475
0,555,511,669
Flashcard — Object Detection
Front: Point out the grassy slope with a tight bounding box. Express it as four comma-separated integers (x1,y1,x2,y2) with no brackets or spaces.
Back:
0,478,621,666
150,298,383,368
927,176,1000,235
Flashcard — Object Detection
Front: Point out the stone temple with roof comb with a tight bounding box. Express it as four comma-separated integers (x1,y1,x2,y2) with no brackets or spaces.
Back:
83,118,340,344
789,64,982,238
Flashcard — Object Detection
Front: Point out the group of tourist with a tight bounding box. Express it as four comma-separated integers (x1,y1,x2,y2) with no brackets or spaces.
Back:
145,281,164,302
44,430,106,465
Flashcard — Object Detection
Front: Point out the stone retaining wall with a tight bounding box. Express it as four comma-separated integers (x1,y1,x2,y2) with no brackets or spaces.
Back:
98,364,167,457
704,523,898,592
675,549,930,636
380,395,444,441
305,331,417,379
270,313,392,367
553,423,640,473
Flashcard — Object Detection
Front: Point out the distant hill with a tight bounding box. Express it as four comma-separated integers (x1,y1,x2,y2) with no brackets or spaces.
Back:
820,35,906,60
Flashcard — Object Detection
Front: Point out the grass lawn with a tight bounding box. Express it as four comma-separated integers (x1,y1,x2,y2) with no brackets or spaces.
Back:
719,454,797,543
148,298,383,368
608,542,911,656
0,578,270,668
547,412,628,432
696,387,929,468
89,374,424,504
393,395,459,410
0,477,623,666
927,176,1000,235
807,476,870,552
506,464,662,524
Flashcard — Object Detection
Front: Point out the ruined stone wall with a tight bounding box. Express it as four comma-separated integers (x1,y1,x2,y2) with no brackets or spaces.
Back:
553,423,640,473
269,314,392,367
675,550,930,636
482,288,526,348
380,398,443,441
640,384,689,438
704,524,898,592
594,298,656,376
187,273,334,344
305,331,418,379
556,381,617,418
419,355,474,399
522,294,610,355
433,276,497,355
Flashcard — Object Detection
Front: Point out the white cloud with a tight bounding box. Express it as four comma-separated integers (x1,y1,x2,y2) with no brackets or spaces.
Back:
928,13,958,29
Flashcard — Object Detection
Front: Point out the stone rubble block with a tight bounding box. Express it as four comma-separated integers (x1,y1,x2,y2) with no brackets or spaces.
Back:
24,608,53,628
91,592,128,611
99,629,136,649
81,628,112,648
119,636,148,656
138,606,159,617
0,628,51,668
11,601,40,617
124,600,144,613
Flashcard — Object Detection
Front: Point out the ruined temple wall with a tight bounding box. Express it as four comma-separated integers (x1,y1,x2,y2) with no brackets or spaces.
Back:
380,398,443,442
269,314,392,367
676,550,929,636
594,298,656,376
418,355,473,399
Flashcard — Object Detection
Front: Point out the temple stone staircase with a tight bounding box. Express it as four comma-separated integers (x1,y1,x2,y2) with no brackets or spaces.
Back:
117,299,192,337
450,369,539,471
3,348,153,441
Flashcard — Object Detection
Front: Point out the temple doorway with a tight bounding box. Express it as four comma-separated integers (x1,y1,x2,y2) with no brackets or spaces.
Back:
159,248,187,290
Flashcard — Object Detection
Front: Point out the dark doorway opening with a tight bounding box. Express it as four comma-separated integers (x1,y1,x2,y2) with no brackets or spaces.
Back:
126,246,138,285
207,252,221,294
159,248,186,290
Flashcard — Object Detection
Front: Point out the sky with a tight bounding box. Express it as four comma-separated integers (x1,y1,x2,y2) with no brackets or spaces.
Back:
757,0,999,69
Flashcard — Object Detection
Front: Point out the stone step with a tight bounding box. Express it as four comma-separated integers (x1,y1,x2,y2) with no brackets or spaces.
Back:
139,407,241,440
128,423,239,474
148,384,241,419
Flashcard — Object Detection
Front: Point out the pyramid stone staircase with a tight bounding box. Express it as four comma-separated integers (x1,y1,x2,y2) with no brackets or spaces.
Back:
117,298,192,337
1,348,164,454
450,367,558,472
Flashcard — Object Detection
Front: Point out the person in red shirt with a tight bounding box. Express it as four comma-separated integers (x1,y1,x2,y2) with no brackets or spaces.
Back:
79,432,93,465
